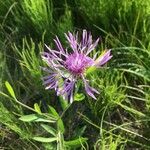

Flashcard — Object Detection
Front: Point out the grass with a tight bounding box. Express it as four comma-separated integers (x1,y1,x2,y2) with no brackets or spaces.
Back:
0,0,150,149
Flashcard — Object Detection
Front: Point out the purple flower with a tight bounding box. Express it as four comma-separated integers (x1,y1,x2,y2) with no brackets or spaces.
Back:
41,30,112,103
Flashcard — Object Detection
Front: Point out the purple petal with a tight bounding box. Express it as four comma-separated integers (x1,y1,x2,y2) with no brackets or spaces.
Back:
45,78,57,90
41,52,51,59
82,30,88,46
44,45,63,60
61,80,75,95
41,46,66,70
43,75,56,85
40,67,54,73
95,49,112,66
54,36,65,53
85,83,99,99
87,33,92,47
82,76,99,99
42,73,59,90
58,79,75,103
86,38,99,55
65,32,78,52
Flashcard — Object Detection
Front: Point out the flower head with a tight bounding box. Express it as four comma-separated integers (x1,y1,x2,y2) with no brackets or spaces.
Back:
41,30,112,103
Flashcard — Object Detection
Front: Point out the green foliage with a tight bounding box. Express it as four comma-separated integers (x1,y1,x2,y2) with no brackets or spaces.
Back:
41,124,57,136
56,5,73,39
48,105,65,133
22,0,53,35
1,0,150,149
5,81,16,99
74,93,85,102
94,134,126,150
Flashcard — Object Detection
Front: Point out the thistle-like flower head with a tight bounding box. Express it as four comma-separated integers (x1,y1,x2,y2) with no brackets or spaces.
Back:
41,30,112,103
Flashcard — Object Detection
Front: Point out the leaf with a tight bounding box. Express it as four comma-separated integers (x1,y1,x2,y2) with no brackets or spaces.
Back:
48,105,59,118
34,103,42,114
57,119,65,133
5,81,16,99
65,137,88,147
74,93,85,101
34,118,56,123
19,113,56,123
115,102,145,117
41,124,57,136
74,126,87,137
33,137,57,143
59,96,69,110
86,66,97,75
19,114,38,122
48,106,65,133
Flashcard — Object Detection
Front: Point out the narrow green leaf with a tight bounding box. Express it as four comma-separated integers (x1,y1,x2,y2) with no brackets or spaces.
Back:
19,114,38,122
59,96,69,110
65,137,88,147
35,118,56,123
74,93,85,101
48,106,65,133
115,102,145,117
5,81,16,99
74,126,87,137
34,103,42,114
57,119,65,133
48,105,59,117
33,137,57,143
86,66,97,75
41,124,57,136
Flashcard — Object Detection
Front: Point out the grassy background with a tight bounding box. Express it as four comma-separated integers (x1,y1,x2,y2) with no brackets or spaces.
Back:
0,0,150,149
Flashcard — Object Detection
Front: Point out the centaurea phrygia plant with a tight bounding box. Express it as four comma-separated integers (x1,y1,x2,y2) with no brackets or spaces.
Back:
41,30,112,103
